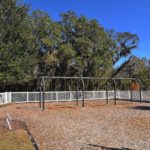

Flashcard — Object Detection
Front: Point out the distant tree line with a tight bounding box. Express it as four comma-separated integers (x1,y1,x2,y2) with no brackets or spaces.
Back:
0,0,149,91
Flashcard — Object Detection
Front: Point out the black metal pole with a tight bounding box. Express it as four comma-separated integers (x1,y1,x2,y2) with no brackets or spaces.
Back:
70,79,72,102
39,87,42,108
42,79,45,110
76,80,79,106
130,81,133,102
64,79,66,100
81,78,85,107
65,79,66,91
57,78,58,91
51,79,53,91
106,82,108,104
136,79,142,103
112,79,117,105
140,85,142,103
131,89,133,102
70,79,72,90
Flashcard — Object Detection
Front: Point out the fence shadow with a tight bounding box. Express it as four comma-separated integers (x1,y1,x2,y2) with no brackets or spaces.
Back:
130,106,150,111
16,106,40,110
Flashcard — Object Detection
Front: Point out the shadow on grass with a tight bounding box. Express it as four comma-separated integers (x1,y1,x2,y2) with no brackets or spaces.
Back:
130,106,150,111
86,144,133,150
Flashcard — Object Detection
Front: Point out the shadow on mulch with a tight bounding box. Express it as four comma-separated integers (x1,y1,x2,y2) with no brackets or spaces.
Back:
0,119,38,150
86,144,133,150
16,106,40,110
0,103,12,108
47,105,77,110
130,106,150,111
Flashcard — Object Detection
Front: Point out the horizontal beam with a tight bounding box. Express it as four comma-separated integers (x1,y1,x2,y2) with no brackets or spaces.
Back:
42,76,110,80
41,76,137,80
113,78,137,80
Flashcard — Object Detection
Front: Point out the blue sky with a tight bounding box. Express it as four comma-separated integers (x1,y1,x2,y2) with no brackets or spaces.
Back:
24,0,150,62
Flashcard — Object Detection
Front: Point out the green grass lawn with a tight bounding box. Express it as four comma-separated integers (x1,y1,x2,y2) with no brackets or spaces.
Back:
0,129,34,150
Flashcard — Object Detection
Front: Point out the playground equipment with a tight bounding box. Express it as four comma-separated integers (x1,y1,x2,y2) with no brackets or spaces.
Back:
39,77,142,110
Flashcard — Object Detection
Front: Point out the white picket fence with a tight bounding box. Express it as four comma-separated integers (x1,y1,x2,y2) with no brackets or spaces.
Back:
0,90,149,105
0,92,11,104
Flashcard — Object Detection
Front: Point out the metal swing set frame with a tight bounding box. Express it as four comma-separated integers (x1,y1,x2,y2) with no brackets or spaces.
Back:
39,76,142,110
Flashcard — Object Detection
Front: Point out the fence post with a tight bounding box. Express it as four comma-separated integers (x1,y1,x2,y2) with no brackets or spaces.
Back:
128,90,131,100
9,92,12,103
93,90,95,100
27,91,29,102
141,90,143,101
70,91,72,101
5,92,8,103
130,89,133,102
56,91,58,102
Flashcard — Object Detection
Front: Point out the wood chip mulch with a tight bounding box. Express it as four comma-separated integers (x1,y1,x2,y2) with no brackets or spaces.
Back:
0,100,150,150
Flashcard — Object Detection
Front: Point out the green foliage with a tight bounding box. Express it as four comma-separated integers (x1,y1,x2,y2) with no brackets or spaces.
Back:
0,1,146,91
0,0,38,91
113,56,150,90
44,54,58,64
59,43,75,58
133,59,150,90
31,10,62,77
107,30,139,64
58,11,113,78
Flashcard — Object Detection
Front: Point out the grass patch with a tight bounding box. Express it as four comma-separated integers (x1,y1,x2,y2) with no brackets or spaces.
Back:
0,129,34,150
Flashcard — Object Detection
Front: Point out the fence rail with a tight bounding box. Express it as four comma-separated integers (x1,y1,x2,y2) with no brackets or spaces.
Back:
0,91,149,105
